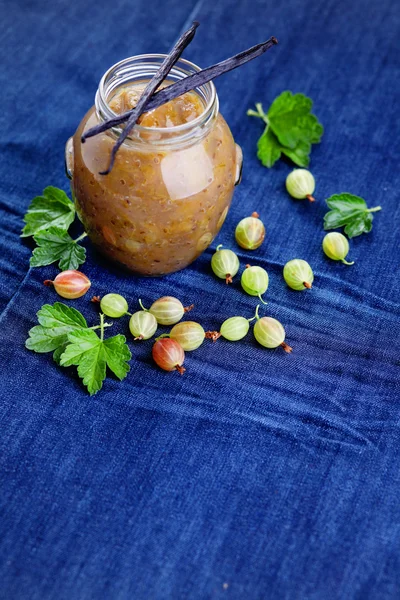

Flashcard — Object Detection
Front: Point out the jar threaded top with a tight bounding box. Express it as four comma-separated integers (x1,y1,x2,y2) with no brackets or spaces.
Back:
96,54,218,149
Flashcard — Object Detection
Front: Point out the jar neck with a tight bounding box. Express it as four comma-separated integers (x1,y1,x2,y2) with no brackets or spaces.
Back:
95,54,219,150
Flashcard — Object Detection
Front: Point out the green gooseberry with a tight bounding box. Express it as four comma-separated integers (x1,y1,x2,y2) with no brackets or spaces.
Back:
129,311,157,340
205,307,259,342
253,307,292,353
169,321,205,351
241,265,269,304
100,293,129,318
140,297,193,326
235,212,265,250
322,232,354,265
283,259,314,290
211,245,240,284
285,169,316,202
220,316,250,341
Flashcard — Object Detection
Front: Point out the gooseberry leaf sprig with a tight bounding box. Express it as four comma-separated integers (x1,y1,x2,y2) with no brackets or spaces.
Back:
26,302,90,361
31,227,87,271
323,193,382,238
247,91,323,168
21,186,76,237
22,186,88,271
26,302,131,395
59,315,131,396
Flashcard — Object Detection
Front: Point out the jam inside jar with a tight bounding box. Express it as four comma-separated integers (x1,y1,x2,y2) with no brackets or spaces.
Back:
66,55,243,276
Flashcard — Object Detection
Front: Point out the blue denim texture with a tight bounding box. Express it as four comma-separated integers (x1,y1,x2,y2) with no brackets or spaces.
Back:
0,0,399,598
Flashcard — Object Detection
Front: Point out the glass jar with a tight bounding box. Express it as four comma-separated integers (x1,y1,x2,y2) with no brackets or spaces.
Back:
66,55,243,276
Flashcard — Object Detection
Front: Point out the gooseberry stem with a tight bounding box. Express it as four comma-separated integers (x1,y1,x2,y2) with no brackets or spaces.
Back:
247,103,269,125
75,232,88,243
341,259,355,266
258,294,268,305
90,323,112,331
205,331,221,342
156,333,170,341
366,206,382,213
138,299,148,311
281,342,293,353
99,313,105,341
249,304,261,322
216,244,223,251
306,194,315,202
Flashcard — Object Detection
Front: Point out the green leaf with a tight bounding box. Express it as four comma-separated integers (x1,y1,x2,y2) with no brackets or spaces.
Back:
323,209,349,230
257,127,282,168
22,187,76,237
344,213,373,238
323,193,382,238
30,227,86,271
248,91,323,169
37,302,87,329
25,325,72,353
26,303,130,395
60,330,106,395
268,92,313,148
53,343,69,365
26,302,88,354
326,193,367,213
281,140,311,167
295,113,324,145
60,330,131,395
103,336,132,380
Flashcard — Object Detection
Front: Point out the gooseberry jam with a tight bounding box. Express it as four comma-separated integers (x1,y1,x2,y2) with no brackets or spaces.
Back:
66,55,242,276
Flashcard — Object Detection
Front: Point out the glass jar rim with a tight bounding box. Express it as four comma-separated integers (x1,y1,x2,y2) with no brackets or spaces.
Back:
97,53,218,137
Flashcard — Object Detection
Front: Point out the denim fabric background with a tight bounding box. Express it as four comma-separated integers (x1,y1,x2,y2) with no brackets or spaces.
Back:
0,0,399,598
